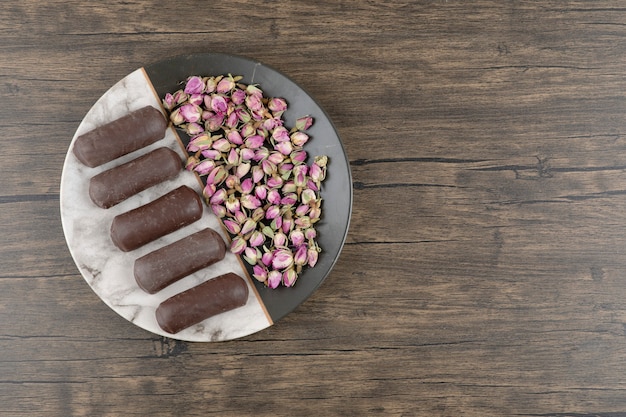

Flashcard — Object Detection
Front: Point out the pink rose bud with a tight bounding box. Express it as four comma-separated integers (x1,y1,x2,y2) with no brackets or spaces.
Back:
226,111,239,129
265,205,281,220
295,216,312,228
279,163,293,175
211,203,226,218
309,206,321,220
290,229,305,246
207,166,228,185
272,249,293,270
234,210,247,224
217,76,235,94
188,93,204,106
282,218,294,234
210,94,228,114
225,175,238,190
212,138,231,152
202,183,216,198
266,175,283,189
272,126,290,142
245,93,263,112
309,163,325,182
282,181,297,194
295,116,313,131
209,188,227,205
240,194,261,210
281,193,298,206
273,232,287,247
205,113,225,132
261,250,274,266
227,148,239,165
231,89,246,105
186,122,204,136
262,159,277,175
230,236,247,255
305,227,317,240
301,188,317,205
193,159,215,176
307,246,319,267
249,230,265,247
254,147,270,161
276,141,293,155
201,149,221,160
241,178,254,194
223,219,241,235
291,150,308,163
282,268,298,287
267,189,281,205
295,204,310,217
291,132,309,147
294,245,308,266
293,165,308,187
252,165,265,183
240,122,256,138
185,155,199,171
179,103,202,123
169,108,184,125
254,184,268,200
267,270,282,289
252,207,266,222
241,147,256,161
225,196,240,213
184,76,205,94
163,93,175,110
262,117,282,131
268,97,288,113
188,133,212,152
268,152,285,165
245,135,265,149
271,215,283,231
241,218,257,236
253,265,268,282
236,162,251,179
173,90,188,105
227,130,244,145
243,247,259,265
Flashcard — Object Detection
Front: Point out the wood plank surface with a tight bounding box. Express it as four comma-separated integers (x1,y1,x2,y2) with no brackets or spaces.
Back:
3,1,626,416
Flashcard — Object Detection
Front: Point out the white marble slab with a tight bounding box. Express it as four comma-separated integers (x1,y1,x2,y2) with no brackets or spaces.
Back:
60,68,271,342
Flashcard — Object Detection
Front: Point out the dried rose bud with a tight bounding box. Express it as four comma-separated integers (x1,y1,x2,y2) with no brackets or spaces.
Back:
185,155,200,171
268,97,288,113
163,93,176,110
282,180,297,194
273,232,288,247
282,217,294,234
309,206,321,220
202,183,216,199
275,141,293,156
272,126,290,143
268,152,285,165
240,122,256,138
261,159,277,176
309,162,325,183
184,76,205,94
188,93,204,106
295,216,312,228
252,165,265,183
217,76,236,94
236,162,251,178
282,268,297,287
227,130,244,145
234,210,247,224
290,229,305,246
279,163,293,176
281,193,298,206
295,116,313,131
270,215,283,231
210,94,228,114
307,246,319,267
251,207,266,222
267,189,281,205
272,249,293,270
223,219,241,235
293,165,308,188
253,265,268,282
200,149,221,160
209,188,227,205
207,166,228,185
211,138,231,153
186,122,204,136
291,150,308,164
305,227,317,240
266,175,283,189
301,188,317,205
205,113,225,131
225,175,239,190
254,184,268,200
245,135,265,149
188,133,213,152
245,93,263,112
241,218,257,235
249,230,265,247
227,148,239,165
204,77,217,93
179,103,202,123
193,159,215,175
314,155,328,167
241,147,255,161
225,111,239,129
225,195,240,213
170,108,184,125
295,204,310,217
291,132,309,147
230,236,247,255
241,178,254,194
262,117,282,131
231,88,246,105
294,245,308,266
236,107,251,123
262,225,275,238
240,194,261,210
261,250,273,266
265,205,281,220
243,247,260,265
267,270,282,289
211,203,226,218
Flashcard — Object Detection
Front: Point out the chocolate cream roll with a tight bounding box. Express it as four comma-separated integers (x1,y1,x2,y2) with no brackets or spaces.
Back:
73,106,168,168
89,147,182,209
110,185,203,252
134,228,226,294
156,272,249,334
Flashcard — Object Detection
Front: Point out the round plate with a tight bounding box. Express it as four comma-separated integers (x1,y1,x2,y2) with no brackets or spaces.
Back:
60,53,352,341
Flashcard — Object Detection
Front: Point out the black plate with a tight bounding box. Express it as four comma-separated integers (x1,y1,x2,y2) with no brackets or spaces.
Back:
144,53,352,323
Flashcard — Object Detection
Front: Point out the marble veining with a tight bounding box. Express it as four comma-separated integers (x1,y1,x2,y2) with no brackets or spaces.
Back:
60,68,271,342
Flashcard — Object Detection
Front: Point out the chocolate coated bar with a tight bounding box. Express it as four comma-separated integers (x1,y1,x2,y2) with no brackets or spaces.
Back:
134,228,226,294
73,106,167,168
156,272,249,334
110,185,203,252
89,147,182,209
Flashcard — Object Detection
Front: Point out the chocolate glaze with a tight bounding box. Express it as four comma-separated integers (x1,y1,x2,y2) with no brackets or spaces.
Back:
73,106,167,168
156,272,249,334
134,228,226,294
89,147,182,209
110,185,203,252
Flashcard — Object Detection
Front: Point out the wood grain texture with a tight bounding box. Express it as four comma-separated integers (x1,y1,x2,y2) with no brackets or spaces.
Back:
3,1,626,416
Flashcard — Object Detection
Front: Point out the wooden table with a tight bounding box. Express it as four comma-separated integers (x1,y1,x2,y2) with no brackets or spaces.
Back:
3,1,626,415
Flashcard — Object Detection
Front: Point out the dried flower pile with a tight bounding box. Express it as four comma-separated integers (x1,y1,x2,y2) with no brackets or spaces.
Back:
162,74,328,289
